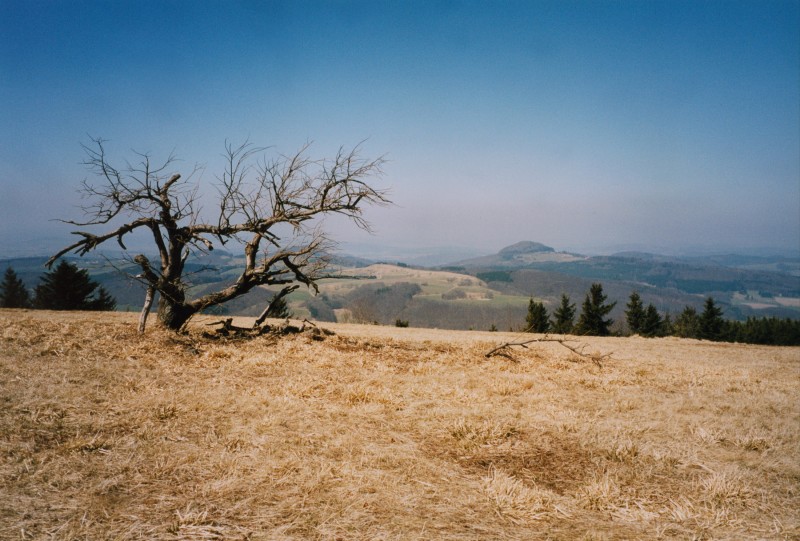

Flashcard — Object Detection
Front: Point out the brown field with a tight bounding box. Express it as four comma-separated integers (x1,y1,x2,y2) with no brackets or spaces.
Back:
1,309,798,540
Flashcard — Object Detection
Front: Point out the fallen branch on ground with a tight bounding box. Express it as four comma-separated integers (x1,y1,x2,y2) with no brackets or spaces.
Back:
485,335,611,367
203,318,335,340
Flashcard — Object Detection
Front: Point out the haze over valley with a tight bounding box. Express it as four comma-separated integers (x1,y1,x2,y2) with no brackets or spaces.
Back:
4,239,798,334
2,1,798,263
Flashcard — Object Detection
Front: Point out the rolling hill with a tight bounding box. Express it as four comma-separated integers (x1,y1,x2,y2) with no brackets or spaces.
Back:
443,241,800,323
2,240,798,332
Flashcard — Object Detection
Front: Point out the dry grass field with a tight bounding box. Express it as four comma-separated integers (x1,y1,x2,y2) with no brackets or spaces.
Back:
1,309,798,540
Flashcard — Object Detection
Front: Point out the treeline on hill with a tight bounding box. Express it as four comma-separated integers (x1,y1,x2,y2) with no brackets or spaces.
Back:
525,283,800,346
0,261,116,311
4,259,798,346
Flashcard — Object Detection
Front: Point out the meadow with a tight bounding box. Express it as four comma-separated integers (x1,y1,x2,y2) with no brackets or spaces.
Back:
1,309,798,540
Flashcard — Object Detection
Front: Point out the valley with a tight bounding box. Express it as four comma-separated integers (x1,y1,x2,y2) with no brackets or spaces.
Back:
2,241,799,333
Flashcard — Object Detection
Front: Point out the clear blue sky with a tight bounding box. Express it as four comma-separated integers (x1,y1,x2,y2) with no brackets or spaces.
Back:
1,0,798,258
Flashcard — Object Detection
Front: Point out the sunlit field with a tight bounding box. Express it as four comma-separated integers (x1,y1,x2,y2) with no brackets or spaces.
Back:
1,309,798,540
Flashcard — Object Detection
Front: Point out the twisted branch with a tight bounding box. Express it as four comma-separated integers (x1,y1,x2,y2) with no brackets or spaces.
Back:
485,335,611,368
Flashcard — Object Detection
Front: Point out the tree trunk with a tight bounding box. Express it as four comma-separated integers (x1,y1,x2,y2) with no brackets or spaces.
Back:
157,297,197,331
138,286,155,334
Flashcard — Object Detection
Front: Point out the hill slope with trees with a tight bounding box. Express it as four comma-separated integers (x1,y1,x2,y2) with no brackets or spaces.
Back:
2,240,798,334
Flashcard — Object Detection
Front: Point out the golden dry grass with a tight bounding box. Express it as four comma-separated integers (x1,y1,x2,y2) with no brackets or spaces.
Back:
1,309,798,540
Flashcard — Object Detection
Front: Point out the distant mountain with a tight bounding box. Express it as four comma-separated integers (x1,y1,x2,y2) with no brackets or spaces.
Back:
498,241,555,256
449,241,583,268
437,241,800,321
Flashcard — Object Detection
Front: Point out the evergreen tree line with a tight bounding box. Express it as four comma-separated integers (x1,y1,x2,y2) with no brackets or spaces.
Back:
0,260,116,311
525,283,800,346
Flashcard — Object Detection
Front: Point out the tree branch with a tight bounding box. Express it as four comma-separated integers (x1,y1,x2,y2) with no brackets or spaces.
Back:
254,284,300,327
46,218,158,267
485,335,611,368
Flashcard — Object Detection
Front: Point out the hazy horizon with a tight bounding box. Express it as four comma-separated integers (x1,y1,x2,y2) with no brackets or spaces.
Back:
1,234,797,266
2,1,798,260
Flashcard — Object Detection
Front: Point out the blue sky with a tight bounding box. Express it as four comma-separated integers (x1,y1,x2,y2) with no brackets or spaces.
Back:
1,0,798,258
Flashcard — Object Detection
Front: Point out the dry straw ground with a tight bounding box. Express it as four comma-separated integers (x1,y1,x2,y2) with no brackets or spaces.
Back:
1,309,798,540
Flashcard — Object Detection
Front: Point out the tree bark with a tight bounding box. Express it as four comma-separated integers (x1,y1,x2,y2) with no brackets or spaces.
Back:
157,297,197,331
138,286,155,334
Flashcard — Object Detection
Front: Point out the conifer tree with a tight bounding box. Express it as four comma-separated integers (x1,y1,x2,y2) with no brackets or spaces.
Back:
88,286,118,312
698,297,724,341
265,294,292,319
0,267,31,308
673,306,700,338
641,304,663,337
525,298,550,333
625,291,646,335
576,283,616,336
662,312,673,336
34,260,116,311
551,293,576,334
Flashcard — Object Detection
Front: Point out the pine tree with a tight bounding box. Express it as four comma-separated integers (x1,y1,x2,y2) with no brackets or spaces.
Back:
264,294,292,319
576,283,616,336
0,267,31,308
641,304,663,337
698,297,724,341
551,293,576,334
34,260,117,311
525,298,550,333
88,286,117,311
662,312,673,336
673,306,700,338
625,291,646,335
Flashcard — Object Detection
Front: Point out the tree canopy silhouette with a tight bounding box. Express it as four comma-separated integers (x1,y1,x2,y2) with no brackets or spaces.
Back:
699,297,725,340
625,291,645,335
34,260,116,311
550,293,576,334
525,298,550,333
0,267,31,308
576,283,616,336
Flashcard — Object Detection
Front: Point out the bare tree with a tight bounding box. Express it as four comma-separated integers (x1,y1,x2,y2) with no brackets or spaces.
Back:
48,138,388,331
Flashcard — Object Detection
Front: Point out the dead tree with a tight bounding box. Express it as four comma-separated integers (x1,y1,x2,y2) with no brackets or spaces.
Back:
48,138,388,331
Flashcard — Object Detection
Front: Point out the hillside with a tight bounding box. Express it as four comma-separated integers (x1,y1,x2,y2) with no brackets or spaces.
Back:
452,241,583,268
3,241,799,332
311,263,524,329
1,309,798,540
445,242,800,322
